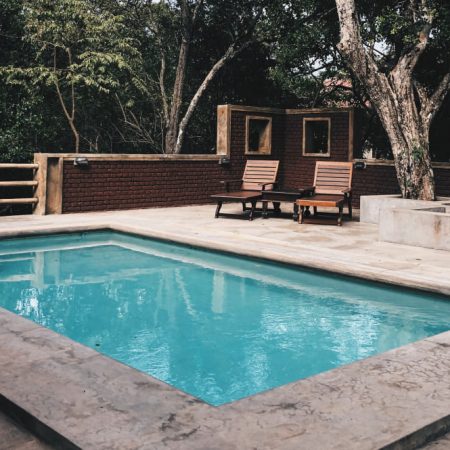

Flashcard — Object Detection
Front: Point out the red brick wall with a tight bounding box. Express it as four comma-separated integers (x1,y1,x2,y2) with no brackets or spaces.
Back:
436,168,450,197
62,159,242,213
281,112,350,189
60,107,450,213
352,165,399,206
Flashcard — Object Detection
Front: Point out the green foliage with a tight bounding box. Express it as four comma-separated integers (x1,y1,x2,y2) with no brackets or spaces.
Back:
0,0,449,161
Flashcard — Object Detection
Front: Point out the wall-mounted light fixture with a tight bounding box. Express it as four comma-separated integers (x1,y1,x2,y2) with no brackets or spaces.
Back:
74,157,89,167
218,156,231,166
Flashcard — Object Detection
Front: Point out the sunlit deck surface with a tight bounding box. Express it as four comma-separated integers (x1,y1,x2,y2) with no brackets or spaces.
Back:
1,204,450,449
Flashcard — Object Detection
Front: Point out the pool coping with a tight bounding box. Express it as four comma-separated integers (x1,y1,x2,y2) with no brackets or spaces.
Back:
1,222,450,449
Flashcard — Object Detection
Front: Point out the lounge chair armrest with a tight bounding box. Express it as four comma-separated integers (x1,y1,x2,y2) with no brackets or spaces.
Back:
300,186,315,195
220,179,242,192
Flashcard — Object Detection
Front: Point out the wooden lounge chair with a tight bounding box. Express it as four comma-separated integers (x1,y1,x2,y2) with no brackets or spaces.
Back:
297,161,353,226
211,160,279,220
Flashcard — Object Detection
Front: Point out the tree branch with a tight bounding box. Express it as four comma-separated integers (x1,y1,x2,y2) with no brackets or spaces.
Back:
192,0,204,25
159,48,169,125
422,72,450,125
53,48,71,124
391,1,433,79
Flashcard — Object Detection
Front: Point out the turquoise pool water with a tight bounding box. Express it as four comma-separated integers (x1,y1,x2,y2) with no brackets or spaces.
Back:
0,231,449,406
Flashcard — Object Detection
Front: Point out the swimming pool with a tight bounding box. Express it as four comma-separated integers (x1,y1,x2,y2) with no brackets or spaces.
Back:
0,231,449,406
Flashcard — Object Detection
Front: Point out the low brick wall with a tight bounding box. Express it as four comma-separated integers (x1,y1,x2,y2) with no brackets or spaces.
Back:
352,164,400,207
61,159,449,214
62,158,243,213
351,164,450,206
436,167,450,198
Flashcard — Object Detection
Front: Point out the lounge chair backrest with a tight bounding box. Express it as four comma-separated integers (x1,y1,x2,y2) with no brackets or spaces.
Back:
314,161,353,195
241,160,279,191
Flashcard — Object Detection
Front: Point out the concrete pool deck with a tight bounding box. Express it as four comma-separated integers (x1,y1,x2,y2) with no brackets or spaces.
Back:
1,205,450,449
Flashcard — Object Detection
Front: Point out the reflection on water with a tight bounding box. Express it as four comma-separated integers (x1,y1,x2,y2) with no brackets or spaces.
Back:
0,232,449,405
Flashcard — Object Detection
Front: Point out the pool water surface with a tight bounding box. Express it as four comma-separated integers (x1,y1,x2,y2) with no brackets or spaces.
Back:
0,231,449,406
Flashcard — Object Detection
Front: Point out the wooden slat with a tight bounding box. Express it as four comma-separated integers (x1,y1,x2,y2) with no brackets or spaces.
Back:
244,171,278,176
0,163,39,169
244,170,276,173
316,181,350,187
314,161,353,190
247,163,278,167
244,174,277,179
245,169,278,174
316,177,350,183
0,198,38,204
242,160,279,187
298,198,344,207
316,172,350,178
0,181,38,187
317,169,351,175
318,177,350,182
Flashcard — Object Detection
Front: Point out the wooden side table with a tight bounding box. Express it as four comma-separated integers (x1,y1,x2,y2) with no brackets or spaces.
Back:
261,189,313,221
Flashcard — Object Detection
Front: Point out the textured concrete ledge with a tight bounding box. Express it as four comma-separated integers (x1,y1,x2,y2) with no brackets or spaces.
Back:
360,195,450,251
1,207,450,448
1,308,450,449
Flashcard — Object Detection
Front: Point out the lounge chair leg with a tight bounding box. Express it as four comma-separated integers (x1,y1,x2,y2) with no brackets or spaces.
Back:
262,201,269,219
348,196,353,219
215,201,223,218
249,201,256,221
338,205,343,226
299,205,305,224
242,202,246,211
313,206,317,216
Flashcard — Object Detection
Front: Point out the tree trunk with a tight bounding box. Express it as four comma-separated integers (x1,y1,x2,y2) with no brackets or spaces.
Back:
164,0,193,154
54,47,80,153
163,0,250,154
70,119,80,153
164,37,190,153
173,41,252,154
334,0,450,200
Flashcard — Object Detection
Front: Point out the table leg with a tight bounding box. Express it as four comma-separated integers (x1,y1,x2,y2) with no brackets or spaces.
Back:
338,204,343,226
293,203,299,221
273,201,281,216
299,205,305,224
